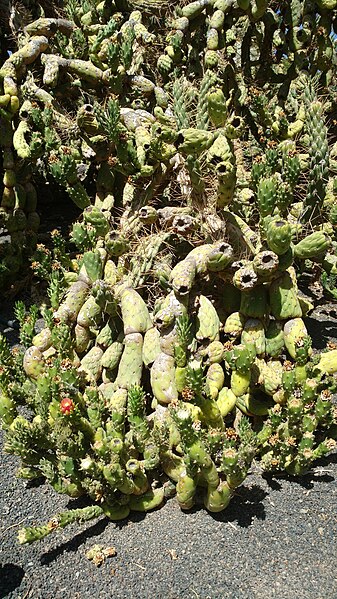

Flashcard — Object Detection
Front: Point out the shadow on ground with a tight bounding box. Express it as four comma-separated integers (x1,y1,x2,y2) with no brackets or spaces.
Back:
0,563,25,598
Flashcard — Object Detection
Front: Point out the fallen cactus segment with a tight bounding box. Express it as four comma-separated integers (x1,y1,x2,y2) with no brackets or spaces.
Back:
0,0,337,542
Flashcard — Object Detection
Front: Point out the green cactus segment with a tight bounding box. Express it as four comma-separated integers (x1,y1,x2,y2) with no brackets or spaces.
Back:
113,333,144,390
265,218,292,256
240,285,268,319
269,271,302,320
216,387,237,417
224,311,246,338
257,176,279,217
177,129,214,156
150,353,178,404
142,328,161,367
0,392,18,427
207,88,228,128
18,505,103,544
195,295,220,341
283,318,311,361
265,321,284,357
119,288,152,334
101,341,124,370
129,488,165,512
54,280,91,323
77,296,102,329
241,319,265,356
170,257,196,295
82,251,104,283
253,251,279,279
293,232,331,260
23,346,45,379
205,363,225,399
316,349,337,375
80,347,104,382
127,385,150,451
204,481,233,513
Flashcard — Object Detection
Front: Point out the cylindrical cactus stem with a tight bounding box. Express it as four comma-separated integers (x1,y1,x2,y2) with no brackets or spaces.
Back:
170,257,197,295
18,505,103,544
81,250,105,284
114,333,144,390
216,387,237,417
224,311,246,339
125,459,149,495
154,292,187,329
23,346,45,379
204,480,233,512
283,318,311,361
265,217,292,256
195,295,220,342
127,385,150,451
0,392,18,427
241,318,266,356
293,231,331,261
240,285,268,319
206,340,224,364
176,128,214,156
176,472,197,509
77,296,102,329
269,271,302,320
118,287,152,335
150,352,178,404
206,242,234,272
100,502,130,521
216,162,236,207
128,487,165,512
232,264,258,291
0,36,49,92
205,363,225,399
315,349,337,375
24,17,76,37
101,339,124,371
230,370,251,397
54,280,91,324
142,327,161,367
265,320,284,358
253,250,279,280
32,328,52,352
79,346,104,382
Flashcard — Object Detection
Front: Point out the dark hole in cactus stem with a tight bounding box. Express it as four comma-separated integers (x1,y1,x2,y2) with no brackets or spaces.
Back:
217,164,228,174
139,208,148,217
231,118,241,127
178,285,189,295
242,275,253,283
262,255,272,263
143,144,150,150
218,243,230,252
83,104,94,113
21,110,29,119
175,133,184,146
50,22,57,33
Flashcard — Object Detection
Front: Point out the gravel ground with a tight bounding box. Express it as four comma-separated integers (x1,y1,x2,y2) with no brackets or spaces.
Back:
1,296,337,599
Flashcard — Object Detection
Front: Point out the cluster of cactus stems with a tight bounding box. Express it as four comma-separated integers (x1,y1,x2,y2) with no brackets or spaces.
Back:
0,0,337,543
